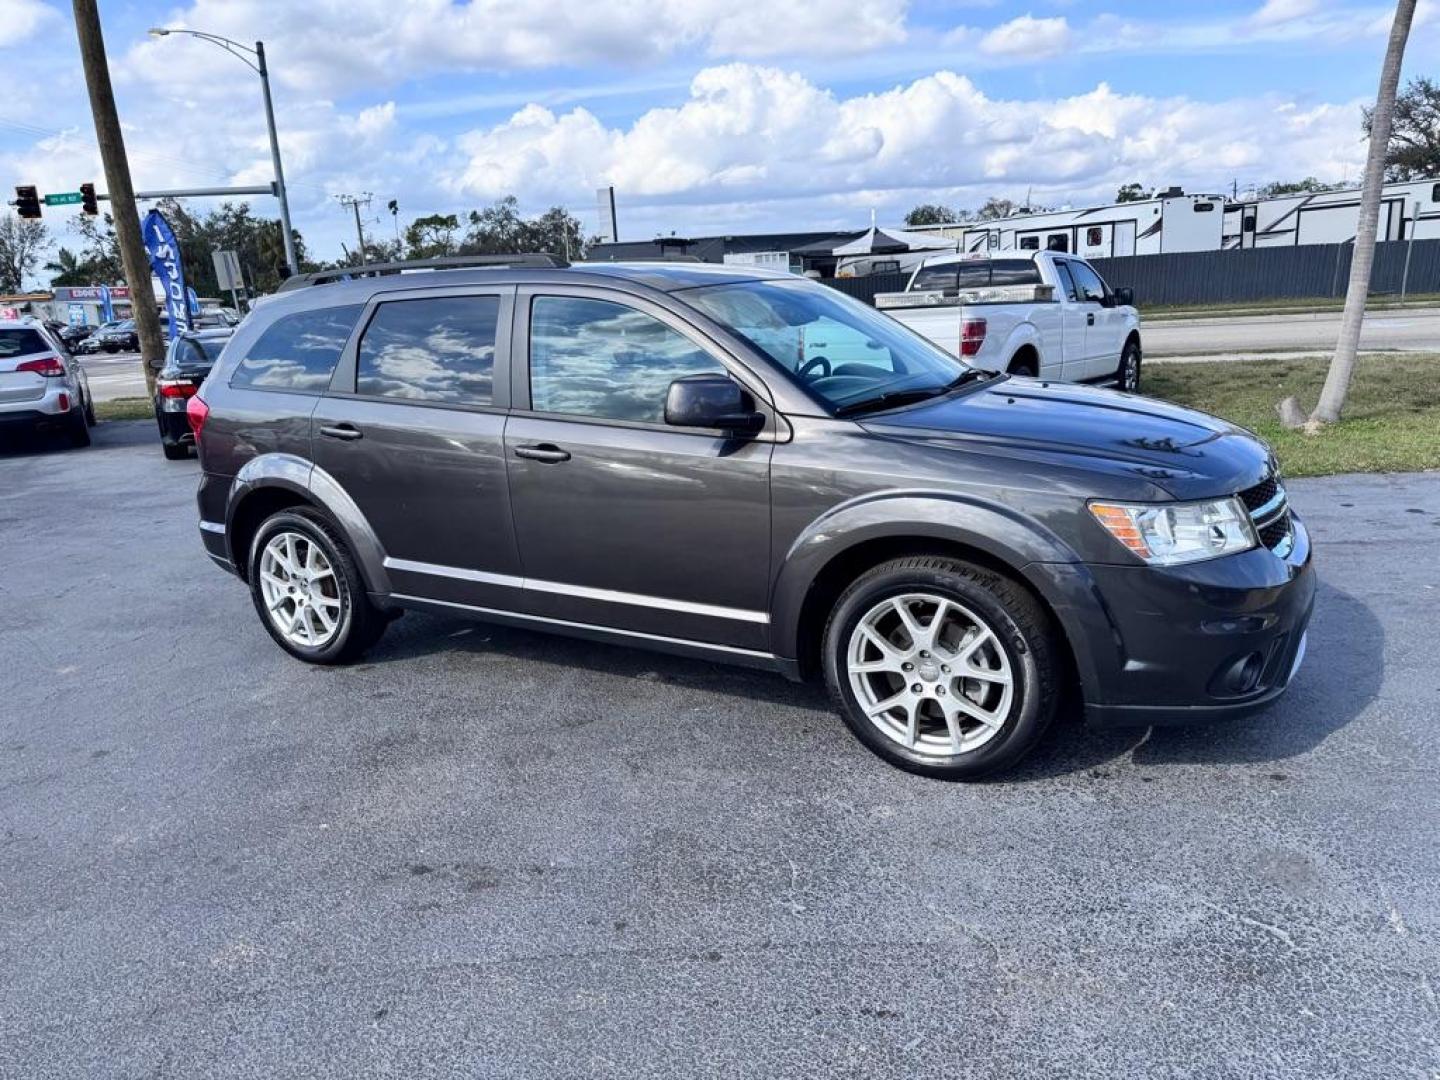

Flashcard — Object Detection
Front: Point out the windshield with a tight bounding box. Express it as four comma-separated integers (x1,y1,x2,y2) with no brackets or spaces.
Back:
679,278,972,414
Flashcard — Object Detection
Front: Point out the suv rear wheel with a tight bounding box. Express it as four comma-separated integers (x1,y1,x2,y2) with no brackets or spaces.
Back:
822,556,1060,780
247,509,386,664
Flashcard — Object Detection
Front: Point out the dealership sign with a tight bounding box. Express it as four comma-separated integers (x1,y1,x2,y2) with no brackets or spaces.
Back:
54,286,131,301
142,209,192,336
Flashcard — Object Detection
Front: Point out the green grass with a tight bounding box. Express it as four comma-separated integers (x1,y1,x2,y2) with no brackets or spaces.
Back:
1143,292,1440,319
1144,353,1440,477
95,397,154,421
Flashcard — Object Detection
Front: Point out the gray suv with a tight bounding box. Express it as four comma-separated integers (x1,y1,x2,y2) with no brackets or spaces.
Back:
192,256,1314,779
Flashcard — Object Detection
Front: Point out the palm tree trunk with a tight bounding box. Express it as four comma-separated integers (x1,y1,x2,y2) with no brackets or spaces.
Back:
1312,0,1417,424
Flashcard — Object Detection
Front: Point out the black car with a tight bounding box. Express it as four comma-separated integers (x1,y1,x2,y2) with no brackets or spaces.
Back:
155,327,232,459
56,324,94,349
94,319,139,352
190,256,1314,780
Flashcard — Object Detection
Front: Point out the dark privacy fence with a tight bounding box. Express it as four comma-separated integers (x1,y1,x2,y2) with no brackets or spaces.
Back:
821,239,1440,309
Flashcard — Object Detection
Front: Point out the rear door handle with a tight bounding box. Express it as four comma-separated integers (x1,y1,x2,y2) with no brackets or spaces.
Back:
319,424,363,441
513,443,570,464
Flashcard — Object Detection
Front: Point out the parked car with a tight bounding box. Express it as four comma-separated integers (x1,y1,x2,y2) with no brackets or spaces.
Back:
875,250,1142,390
92,319,139,352
0,317,94,448
57,324,94,349
154,327,233,460
74,322,123,354
191,257,1313,780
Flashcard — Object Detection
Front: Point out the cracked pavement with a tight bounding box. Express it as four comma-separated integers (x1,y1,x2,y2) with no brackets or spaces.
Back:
1,421,1436,1078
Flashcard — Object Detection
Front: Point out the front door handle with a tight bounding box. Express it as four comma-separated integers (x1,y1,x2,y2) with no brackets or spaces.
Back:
513,443,571,464
1087,312,1096,326
320,423,363,441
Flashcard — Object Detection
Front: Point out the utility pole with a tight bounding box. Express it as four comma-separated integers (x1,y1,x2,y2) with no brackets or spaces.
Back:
72,0,166,396
336,193,371,267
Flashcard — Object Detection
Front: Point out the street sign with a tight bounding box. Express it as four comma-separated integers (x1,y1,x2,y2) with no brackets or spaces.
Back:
212,250,243,292
44,191,84,206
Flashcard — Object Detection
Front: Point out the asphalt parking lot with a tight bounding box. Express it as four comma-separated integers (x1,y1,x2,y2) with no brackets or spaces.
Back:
1,421,1436,1078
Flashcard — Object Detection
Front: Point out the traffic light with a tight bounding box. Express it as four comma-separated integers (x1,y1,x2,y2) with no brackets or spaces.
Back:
14,185,40,219
80,182,98,215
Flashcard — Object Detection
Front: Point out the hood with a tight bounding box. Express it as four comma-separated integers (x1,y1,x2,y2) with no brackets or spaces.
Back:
862,376,1273,500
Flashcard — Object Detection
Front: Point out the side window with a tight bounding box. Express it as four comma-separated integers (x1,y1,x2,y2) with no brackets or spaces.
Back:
989,259,1042,285
1054,261,1080,302
1046,233,1069,252
1086,226,1104,247
230,305,362,392
911,264,959,292
1019,235,1040,251
357,296,499,406
529,296,728,424
1069,261,1110,303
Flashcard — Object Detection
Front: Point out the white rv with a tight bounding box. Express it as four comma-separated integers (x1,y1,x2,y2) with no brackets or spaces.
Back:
1221,178,1440,248
915,191,1229,259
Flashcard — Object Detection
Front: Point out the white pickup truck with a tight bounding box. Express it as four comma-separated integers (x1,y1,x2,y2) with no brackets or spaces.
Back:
874,250,1143,390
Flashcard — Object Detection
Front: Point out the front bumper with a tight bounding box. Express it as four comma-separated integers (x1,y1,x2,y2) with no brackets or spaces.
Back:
1039,515,1315,727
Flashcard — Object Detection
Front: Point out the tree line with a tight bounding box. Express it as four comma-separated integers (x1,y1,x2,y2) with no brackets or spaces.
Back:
0,195,591,299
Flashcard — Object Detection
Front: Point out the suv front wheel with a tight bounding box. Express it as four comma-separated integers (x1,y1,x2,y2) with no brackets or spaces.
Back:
822,556,1061,780
247,509,386,664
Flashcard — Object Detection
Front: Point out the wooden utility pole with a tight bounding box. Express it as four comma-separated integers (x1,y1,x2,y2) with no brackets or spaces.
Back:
72,0,166,396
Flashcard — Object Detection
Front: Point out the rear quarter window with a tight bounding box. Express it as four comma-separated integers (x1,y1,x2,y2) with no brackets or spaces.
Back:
0,329,49,358
229,305,362,392
989,259,1042,285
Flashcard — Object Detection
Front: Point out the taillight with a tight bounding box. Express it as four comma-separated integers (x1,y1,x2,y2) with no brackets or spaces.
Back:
186,392,210,440
959,318,987,358
17,355,65,377
157,379,197,399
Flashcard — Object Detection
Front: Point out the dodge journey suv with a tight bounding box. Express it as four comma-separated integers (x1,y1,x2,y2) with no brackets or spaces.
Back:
192,256,1314,779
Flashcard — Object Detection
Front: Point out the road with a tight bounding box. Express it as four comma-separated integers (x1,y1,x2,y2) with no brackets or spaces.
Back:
79,351,147,402
1147,305,1440,357
1,422,1436,1079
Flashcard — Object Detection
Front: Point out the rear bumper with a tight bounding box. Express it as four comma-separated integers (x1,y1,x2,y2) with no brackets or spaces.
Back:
199,520,235,575
155,401,192,444
1033,515,1316,727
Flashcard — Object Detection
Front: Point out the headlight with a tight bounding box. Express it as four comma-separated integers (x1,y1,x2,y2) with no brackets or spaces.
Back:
1088,497,1256,565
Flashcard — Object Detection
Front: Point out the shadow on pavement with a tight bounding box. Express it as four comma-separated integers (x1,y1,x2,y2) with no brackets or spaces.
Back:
0,417,158,459
1011,578,1381,781
355,577,1380,779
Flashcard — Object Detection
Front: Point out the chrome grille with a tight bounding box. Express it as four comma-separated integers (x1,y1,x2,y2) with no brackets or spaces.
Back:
1239,472,1293,556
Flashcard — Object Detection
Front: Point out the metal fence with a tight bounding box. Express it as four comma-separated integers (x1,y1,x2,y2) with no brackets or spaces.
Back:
820,239,1440,309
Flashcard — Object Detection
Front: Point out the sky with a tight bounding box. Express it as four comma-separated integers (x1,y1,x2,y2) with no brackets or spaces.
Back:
1,0,1437,270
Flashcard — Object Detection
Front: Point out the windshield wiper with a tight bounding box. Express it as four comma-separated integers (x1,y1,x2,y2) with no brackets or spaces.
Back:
833,369,993,418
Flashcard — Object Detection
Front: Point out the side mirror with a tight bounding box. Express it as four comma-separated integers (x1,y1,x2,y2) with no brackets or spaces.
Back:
1114,286,1134,307
665,374,764,433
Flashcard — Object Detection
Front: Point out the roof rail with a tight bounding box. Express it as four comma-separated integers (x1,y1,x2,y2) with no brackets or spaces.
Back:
276,253,568,292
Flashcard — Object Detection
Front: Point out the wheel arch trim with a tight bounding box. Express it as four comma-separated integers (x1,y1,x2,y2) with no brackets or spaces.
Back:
768,491,1083,661
223,454,392,593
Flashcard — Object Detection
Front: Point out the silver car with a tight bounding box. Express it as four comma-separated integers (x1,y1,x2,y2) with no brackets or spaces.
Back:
0,318,94,448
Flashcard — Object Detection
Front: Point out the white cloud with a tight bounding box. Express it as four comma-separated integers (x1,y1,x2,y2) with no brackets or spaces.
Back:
1251,0,1320,27
0,0,58,45
450,65,1369,224
980,15,1072,58
124,0,908,96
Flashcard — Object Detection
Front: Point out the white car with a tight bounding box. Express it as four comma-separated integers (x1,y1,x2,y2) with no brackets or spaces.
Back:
0,317,94,448
875,250,1143,389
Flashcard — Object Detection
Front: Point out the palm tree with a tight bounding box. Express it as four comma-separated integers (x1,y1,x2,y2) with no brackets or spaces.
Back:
1305,0,1417,427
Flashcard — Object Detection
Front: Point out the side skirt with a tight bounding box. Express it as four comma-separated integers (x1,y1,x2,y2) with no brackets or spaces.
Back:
386,591,802,679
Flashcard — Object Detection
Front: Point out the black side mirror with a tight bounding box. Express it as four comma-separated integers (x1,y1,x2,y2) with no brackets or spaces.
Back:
665,374,764,433
1114,286,1134,307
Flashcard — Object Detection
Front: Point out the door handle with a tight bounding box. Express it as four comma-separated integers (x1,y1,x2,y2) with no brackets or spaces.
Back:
319,424,363,441
1087,312,1096,326
513,443,571,464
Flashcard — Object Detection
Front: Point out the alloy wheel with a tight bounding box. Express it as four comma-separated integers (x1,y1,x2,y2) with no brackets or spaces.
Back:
258,531,344,648
846,592,1014,757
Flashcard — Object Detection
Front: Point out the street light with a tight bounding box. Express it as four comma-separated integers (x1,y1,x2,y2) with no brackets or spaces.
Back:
147,27,298,277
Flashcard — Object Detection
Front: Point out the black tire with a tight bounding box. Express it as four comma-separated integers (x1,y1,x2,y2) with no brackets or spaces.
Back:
822,556,1061,780
162,439,189,460
247,508,387,664
84,394,96,426
66,407,91,448
1115,338,1142,392
1008,356,1037,378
